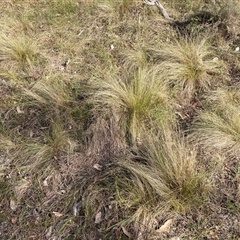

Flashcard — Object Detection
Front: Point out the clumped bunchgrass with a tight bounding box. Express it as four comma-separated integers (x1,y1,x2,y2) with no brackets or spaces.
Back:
0,19,41,69
92,67,175,145
121,129,210,213
23,73,73,107
155,36,226,100
192,109,240,157
191,87,240,160
0,35,39,67
20,121,77,172
122,46,149,72
80,128,210,238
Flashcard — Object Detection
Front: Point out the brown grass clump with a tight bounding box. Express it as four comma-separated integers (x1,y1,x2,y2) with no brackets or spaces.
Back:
91,67,175,145
191,86,240,160
154,36,227,100
0,18,42,70
79,128,210,238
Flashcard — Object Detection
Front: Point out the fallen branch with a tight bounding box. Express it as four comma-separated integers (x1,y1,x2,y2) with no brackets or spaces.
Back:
143,0,173,21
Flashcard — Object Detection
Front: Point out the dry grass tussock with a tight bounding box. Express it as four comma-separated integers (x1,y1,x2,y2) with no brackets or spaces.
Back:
0,19,42,69
0,0,240,239
191,86,240,160
154,36,227,101
91,67,175,145
23,73,73,107
80,128,210,238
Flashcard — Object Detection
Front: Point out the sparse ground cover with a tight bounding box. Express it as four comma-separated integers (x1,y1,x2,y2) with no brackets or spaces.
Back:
0,0,239,239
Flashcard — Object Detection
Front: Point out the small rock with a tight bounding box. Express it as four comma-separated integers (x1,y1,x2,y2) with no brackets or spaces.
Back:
156,219,173,234
95,211,102,224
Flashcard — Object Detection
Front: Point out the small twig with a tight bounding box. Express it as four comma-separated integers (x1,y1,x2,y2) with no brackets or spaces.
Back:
143,0,173,21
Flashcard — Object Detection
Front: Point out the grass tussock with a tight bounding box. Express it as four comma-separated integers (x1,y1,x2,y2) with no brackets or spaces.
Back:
191,87,240,160
122,129,210,214
0,19,41,69
80,128,210,238
0,35,39,67
0,120,77,175
92,67,175,144
155,36,226,100
122,47,149,72
23,74,73,107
